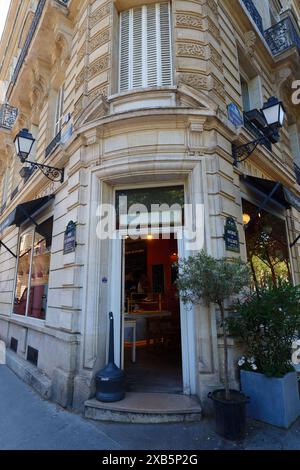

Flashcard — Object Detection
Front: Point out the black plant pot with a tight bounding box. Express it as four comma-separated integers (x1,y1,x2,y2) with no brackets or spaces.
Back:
208,389,249,440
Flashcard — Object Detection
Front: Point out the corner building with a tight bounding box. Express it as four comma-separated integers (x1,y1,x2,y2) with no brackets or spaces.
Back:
0,0,299,415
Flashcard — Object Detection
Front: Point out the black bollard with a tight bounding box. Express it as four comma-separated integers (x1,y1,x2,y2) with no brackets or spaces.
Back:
95,312,126,402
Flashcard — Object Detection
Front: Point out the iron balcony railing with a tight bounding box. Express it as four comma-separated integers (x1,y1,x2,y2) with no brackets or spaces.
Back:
264,17,300,56
0,103,18,129
242,0,300,56
295,163,300,186
10,0,69,87
241,0,264,34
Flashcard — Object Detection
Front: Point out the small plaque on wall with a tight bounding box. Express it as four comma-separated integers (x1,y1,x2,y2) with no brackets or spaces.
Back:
64,221,77,254
224,217,240,253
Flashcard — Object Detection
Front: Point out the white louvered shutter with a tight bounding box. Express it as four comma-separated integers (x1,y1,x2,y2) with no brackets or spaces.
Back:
159,2,172,86
119,2,172,92
119,10,130,92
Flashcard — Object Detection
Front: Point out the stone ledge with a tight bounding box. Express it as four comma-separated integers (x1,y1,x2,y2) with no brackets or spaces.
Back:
85,393,202,423
6,349,52,400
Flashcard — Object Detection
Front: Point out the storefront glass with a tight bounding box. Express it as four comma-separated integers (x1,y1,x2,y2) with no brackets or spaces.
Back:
13,217,53,320
242,199,291,289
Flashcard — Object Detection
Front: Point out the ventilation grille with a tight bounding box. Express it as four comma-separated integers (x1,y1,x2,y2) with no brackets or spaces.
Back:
10,337,18,353
27,346,39,366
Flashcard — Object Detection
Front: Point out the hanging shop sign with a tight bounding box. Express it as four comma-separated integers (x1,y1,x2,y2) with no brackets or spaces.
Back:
224,217,240,253
64,221,77,254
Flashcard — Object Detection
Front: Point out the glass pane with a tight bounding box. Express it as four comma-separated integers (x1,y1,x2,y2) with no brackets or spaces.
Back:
242,200,292,289
27,217,53,320
13,231,34,316
116,185,184,229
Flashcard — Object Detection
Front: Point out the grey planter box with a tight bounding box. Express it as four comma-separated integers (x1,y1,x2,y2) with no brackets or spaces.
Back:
240,370,300,429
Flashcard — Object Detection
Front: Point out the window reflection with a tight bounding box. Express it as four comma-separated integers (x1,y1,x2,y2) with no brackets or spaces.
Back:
243,200,291,289
13,232,34,316
14,217,53,320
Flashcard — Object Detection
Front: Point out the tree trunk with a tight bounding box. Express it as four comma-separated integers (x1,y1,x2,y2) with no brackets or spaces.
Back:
219,301,230,400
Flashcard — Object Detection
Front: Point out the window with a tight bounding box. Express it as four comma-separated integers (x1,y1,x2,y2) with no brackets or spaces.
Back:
241,77,250,112
1,167,9,208
242,199,291,289
14,217,53,320
119,2,172,92
54,86,64,136
240,75,263,112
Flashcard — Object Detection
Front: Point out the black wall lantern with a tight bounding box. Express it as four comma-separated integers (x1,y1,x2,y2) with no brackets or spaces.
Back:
232,96,286,166
14,128,64,183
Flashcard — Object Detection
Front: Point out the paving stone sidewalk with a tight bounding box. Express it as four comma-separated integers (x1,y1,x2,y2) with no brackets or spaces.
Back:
0,365,300,450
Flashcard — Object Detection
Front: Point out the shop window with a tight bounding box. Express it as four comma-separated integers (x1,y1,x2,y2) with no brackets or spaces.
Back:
242,199,292,289
119,2,172,92
13,217,53,320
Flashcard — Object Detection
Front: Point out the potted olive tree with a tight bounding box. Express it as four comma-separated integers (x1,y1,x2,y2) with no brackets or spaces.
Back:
228,282,300,428
176,250,250,440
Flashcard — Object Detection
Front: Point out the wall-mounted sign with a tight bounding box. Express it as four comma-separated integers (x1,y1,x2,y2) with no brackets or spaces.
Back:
64,221,77,254
224,217,240,253
227,103,244,128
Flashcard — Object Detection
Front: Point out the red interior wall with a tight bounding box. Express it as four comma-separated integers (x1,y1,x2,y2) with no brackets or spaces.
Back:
146,238,177,292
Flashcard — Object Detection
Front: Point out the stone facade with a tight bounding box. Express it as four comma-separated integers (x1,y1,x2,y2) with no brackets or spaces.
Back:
0,0,299,411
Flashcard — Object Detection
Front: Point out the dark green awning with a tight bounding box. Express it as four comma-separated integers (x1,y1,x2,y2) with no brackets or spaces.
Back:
0,195,54,234
241,175,298,209
241,175,300,247
0,195,54,257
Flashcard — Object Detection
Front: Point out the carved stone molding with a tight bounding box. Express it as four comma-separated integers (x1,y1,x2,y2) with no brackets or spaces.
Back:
177,42,222,71
175,13,206,31
87,54,110,81
77,43,87,64
207,17,221,41
78,18,88,41
244,30,257,58
53,27,73,66
74,93,109,129
87,84,109,104
178,72,212,92
208,46,221,70
75,67,87,91
177,42,208,59
89,1,112,29
89,28,110,55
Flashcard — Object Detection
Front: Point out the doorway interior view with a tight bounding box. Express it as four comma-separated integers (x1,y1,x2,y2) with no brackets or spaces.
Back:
122,234,183,393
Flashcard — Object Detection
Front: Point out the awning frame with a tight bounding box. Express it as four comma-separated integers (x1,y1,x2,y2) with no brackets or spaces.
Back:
0,240,17,258
244,181,282,231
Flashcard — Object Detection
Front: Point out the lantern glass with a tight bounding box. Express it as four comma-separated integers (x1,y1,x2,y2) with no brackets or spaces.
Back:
261,97,285,128
14,129,35,160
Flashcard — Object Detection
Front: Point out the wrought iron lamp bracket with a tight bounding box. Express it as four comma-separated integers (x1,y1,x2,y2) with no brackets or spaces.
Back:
24,159,64,183
232,136,268,166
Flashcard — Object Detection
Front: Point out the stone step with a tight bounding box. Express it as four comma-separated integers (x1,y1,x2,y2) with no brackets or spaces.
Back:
84,392,202,423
